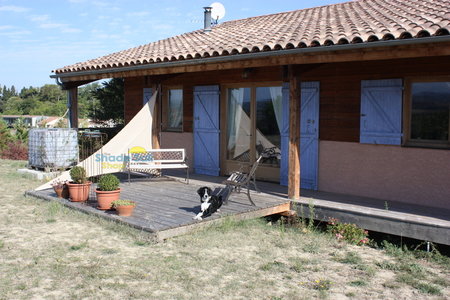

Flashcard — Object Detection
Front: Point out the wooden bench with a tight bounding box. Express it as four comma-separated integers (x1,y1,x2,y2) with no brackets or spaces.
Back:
127,148,189,184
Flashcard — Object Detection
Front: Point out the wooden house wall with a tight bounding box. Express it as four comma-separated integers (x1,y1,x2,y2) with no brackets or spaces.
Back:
122,56,450,209
124,76,145,124
124,66,284,128
125,56,449,141
297,56,450,142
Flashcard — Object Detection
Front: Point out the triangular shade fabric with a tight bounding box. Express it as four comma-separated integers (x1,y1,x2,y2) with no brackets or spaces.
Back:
35,90,157,191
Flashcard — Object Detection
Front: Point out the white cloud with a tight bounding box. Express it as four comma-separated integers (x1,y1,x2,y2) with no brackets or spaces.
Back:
61,27,82,33
40,23,67,29
30,14,50,22
127,11,149,17
0,25,14,30
0,30,32,36
37,20,81,34
92,1,108,7
0,5,29,13
151,24,174,31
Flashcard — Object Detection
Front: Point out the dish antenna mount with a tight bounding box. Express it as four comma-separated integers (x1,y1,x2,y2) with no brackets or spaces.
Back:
210,2,226,25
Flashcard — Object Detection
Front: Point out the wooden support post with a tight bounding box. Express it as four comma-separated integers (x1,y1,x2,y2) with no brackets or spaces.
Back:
288,66,300,200
68,87,78,128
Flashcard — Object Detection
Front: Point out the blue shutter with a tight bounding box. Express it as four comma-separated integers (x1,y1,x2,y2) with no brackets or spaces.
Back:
280,82,290,186
280,81,320,190
360,79,403,145
193,85,220,176
300,82,320,190
143,88,153,105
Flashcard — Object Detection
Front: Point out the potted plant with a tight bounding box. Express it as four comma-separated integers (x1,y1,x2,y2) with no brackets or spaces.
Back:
66,166,91,202
96,174,121,210
111,199,136,216
51,179,69,199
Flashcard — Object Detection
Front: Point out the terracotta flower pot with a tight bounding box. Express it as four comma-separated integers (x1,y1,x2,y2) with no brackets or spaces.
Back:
116,204,135,217
96,188,121,210
67,182,92,202
54,185,70,199
54,187,64,198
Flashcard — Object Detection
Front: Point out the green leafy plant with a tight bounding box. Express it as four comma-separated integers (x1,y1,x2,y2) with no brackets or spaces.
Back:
70,166,87,184
327,218,369,246
111,199,136,208
97,174,120,191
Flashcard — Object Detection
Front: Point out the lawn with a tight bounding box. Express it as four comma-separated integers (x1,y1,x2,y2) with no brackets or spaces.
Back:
0,159,448,299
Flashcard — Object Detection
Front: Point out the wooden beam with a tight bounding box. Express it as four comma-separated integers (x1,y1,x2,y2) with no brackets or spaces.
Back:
280,210,297,217
67,87,78,128
55,42,450,83
60,79,96,89
288,66,300,200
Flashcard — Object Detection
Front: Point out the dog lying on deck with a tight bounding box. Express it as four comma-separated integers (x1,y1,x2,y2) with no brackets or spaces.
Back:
193,186,223,220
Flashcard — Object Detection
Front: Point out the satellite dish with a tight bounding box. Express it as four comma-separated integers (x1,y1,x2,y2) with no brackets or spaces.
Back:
210,2,226,21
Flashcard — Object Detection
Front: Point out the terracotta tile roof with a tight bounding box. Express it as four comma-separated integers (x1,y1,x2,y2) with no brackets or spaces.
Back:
54,0,450,74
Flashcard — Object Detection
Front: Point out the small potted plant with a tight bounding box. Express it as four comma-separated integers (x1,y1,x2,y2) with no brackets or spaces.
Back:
51,179,69,199
66,166,91,202
111,199,136,216
96,174,121,210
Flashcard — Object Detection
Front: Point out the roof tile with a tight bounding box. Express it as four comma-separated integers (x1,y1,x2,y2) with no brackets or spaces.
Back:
54,0,450,74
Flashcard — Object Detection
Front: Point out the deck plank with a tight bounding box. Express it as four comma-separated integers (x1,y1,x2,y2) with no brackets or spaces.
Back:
27,177,290,241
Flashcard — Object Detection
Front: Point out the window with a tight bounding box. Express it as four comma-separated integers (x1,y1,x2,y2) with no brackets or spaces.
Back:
407,80,450,148
225,85,282,166
166,88,183,131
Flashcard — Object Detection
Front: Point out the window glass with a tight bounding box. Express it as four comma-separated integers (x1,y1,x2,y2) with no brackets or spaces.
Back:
411,82,450,142
226,87,251,161
168,89,183,130
256,86,282,165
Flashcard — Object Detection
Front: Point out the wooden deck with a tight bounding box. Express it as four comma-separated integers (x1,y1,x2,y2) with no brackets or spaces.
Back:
160,171,450,245
26,175,290,241
26,171,450,245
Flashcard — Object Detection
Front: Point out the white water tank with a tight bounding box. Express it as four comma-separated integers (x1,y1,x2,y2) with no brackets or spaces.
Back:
28,128,78,171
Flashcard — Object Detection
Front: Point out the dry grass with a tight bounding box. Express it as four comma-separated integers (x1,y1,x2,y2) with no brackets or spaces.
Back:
0,159,449,300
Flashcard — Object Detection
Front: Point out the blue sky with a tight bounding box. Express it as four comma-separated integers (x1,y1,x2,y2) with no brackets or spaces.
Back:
0,0,343,90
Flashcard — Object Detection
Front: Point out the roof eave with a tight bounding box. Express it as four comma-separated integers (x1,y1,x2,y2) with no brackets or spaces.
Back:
50,35,450,80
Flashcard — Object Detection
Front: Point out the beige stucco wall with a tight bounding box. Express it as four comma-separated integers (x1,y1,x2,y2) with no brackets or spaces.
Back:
318,141,450,209
161,132,194,171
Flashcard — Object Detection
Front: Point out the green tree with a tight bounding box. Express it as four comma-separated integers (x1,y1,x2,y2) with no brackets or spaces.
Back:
13,118,29,142
4,96,25,114
2,85,17,100
90,79,124,125
0,119,13,151
78,82,99,119
4,96,39,115
20,86,39,99
0,85,3,113
39,84,65,103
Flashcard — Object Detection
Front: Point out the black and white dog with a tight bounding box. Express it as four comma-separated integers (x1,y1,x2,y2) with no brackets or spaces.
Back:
193,186,223,220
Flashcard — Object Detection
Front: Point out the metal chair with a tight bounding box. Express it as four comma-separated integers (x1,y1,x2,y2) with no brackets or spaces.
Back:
222,147,279,206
